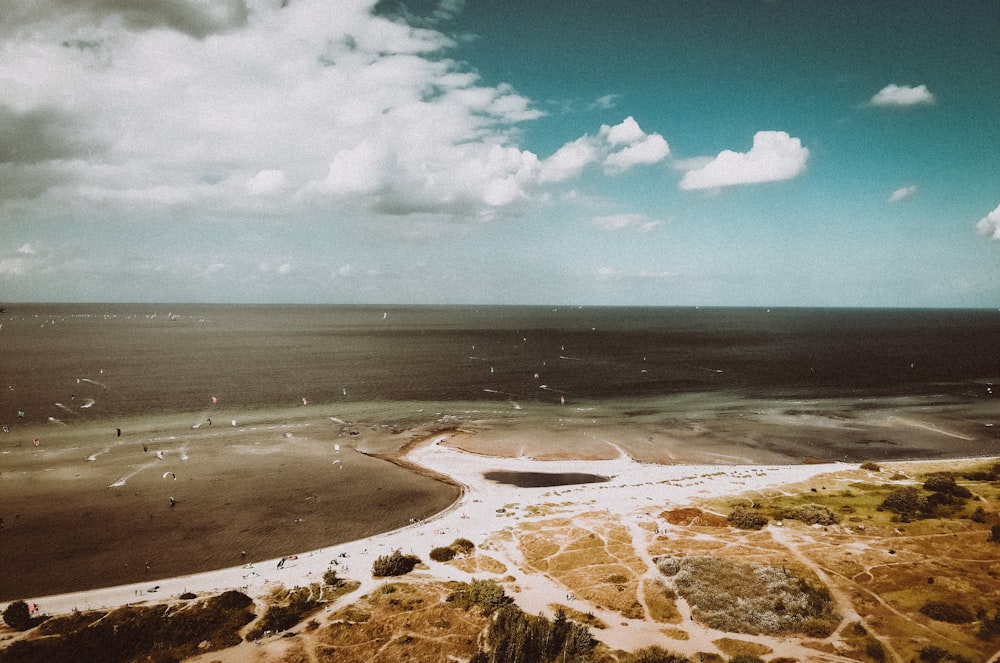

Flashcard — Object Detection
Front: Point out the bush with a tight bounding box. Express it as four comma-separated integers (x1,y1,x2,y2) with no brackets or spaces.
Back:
371,549,421,577
917,645,972,663
727,507,768,530
860,461,881,472
881,486,926,516
451,538,476,555
655,556,682,577
670,556,836,636
781,503,838,526
919,601,975,624
323,568,342,587
447,579,511,614
923,473,972,499
2,601,31,630
989,524,1000,543
729,656,765,663
621,645,690,662
430,546,457,562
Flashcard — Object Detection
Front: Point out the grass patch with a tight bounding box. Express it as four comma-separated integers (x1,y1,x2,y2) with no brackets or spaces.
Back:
667,556,837,636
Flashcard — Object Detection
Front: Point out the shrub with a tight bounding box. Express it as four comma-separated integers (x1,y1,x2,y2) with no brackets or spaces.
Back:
881,486,926,517
656,556,682,577
447,579,511,614
727,506,768,530
451,538,476,555
781,503,838,526
729,656,765,663
430,546,457,562
670,556,836,636
245,586,322,641
917,645,972,663
919,601,975,624
860,461,881,472
2,601,31,630
990,524,1000,543
323,568,342,587
621,645,690,662
371,549,421,577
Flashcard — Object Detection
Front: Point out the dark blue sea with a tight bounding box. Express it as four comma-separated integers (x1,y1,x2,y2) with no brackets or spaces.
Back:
3,304,1000,427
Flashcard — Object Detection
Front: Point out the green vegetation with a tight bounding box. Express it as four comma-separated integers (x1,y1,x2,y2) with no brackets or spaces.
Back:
430,545,457,562
430,537,477,562
1,601,33,631
472,605,594,663
881,471,976,520
245,584,325,641
447,579,512,614
371,549,422,577
0,590,254,663
619,645,691,662
779,503,838,526
667,556,837,636
919,601,974,624
726,506,768,530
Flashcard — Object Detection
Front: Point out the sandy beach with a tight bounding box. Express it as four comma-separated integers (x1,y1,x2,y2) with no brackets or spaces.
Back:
20,433,852,616
7,426,1000,662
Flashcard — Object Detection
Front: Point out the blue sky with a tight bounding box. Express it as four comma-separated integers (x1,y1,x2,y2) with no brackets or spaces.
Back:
1,0,999,306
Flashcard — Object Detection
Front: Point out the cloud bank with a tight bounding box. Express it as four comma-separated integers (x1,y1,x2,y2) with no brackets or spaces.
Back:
679,131,809,190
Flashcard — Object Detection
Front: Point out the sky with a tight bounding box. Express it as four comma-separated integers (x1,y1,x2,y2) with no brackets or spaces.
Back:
1,0,999,307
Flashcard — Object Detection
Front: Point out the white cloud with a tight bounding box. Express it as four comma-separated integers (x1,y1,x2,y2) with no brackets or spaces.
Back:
246,169,288,196
600,116,646,146
18,243,36,254
588,94,621,110
604,133,670,174
678,131,809,191
869,84,935,107
539,137,597,183
591,213,661,233
887,184,917,203
976,204,1000,240
540,116,669,181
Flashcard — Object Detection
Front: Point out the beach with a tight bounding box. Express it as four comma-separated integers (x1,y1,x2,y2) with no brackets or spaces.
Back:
19,431,850,617
3,391,996,602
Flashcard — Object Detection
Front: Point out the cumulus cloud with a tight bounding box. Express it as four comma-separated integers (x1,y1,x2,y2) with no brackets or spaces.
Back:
538,137,596,183
869,84,935,107
591,213,661,233
976,204,1000,240
678,131,809,191
887,184,917,203
539,116,669,181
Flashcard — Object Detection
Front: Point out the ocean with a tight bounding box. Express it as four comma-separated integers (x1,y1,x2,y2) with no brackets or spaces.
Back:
3,304,1000,425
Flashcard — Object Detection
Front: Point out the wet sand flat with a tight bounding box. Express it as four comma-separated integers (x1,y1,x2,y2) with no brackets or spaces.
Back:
0,408,458,600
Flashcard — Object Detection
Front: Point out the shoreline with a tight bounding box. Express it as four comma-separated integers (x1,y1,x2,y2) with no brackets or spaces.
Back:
17,437,998,618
